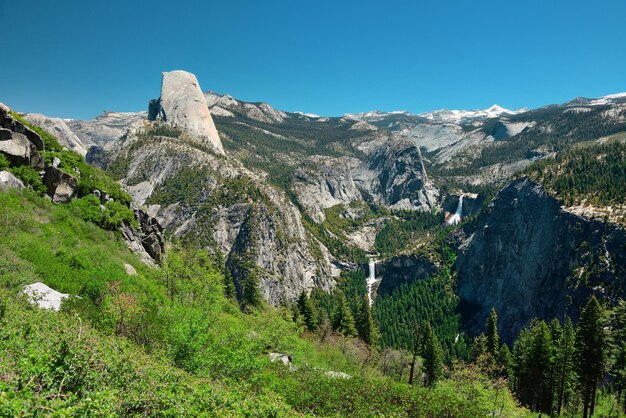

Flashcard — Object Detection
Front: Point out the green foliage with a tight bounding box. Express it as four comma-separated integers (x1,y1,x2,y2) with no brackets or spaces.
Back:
8,165,46,194
421,322,444,386
331,290,358,337
10,111,132,205
356,293,379,346
0,153,9,170
373,244,469,359
374,209,444,257
575,295,608,417
296,290,318,332
101,200,137,230
521,142,626,207
0,187,531,416
487,308,500,356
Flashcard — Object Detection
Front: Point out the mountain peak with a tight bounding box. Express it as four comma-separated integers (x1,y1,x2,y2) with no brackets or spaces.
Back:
148,70,224,154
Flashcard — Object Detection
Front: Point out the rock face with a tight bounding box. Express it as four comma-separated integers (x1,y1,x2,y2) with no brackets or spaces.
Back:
43,166,78,204
121,207,165,266
457,178,626,344
148,70,224,154
23,114,90,156
353,138,439,211
376,254,438,297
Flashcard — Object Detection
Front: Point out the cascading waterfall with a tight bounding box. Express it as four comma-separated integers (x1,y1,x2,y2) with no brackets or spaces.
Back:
366,259,377,306
447,195,464,225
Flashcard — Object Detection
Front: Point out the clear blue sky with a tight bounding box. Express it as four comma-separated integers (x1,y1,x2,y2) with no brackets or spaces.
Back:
1,0,625,119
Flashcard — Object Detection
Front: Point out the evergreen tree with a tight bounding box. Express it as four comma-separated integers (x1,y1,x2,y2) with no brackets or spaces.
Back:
471,333,488,361
497,343,513,380
241,270,261,311
331,291,357,337
487,308,500,356
296,290,318,332
575,296,607,418
556,317,576,415
356,294,379,346
222,268,236,300
611,344,626,414
421,322,443,387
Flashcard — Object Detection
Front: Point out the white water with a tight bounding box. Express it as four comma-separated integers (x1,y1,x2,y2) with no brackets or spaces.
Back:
366,259,377,306
447,195,464,225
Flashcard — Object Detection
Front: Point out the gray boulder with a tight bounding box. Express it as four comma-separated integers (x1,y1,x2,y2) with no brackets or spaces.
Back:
0,131,32,166
0,170,24,191
148,70,224,154
43,166,78,204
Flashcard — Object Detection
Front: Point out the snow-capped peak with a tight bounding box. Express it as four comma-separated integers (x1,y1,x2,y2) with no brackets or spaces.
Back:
417,105,526,124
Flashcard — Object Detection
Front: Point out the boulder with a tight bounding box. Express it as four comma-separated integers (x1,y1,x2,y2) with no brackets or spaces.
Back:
43,166,78,204
0,170,25,190
0,131,31,166
148,70,224,154
23,282,69,311
124,263,137,275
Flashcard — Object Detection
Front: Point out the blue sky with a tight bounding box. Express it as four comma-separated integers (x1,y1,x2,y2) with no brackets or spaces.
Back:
1,0,625,119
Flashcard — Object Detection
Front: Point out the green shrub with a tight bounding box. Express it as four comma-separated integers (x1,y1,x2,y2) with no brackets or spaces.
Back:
8,165,46,194
0,154,9,170
101,200,137,230
68,195,104,225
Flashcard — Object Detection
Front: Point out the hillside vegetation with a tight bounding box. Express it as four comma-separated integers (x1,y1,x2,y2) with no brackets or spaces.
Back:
0,189,527,416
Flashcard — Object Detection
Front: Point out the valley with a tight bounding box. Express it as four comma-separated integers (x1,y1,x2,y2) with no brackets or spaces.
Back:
1,69,625,416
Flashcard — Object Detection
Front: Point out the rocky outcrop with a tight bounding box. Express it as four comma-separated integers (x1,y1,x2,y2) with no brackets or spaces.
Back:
121,207,165,266
225,198,335,306
0,104,45,170
148,70,224,154
353,138,439,211
69,111,146,151
23,114,90,156
457,178,626,344
376,254,437,297
292,156,362,222
43,166,78,204
205,91,287,124
0,170,24,190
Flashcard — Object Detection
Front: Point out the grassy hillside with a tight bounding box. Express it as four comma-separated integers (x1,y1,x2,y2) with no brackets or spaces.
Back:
0,188,528,417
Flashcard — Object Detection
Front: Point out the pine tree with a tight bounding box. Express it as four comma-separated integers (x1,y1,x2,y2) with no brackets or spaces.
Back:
556,317,575,415
421,322,443,387
222,268,236,300
297,290,318,332
575,296,607,418
241,270,261,311
487,308,500,356
497,343,513,380
356,294,379,346
331,291,357,337
471,333,488,361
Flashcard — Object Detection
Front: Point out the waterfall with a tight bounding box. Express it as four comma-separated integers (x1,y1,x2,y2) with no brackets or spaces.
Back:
447,195,464,225
366,259,377,306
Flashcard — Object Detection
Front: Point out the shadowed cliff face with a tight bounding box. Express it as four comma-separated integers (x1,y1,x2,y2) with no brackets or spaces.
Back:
457,177,626,344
